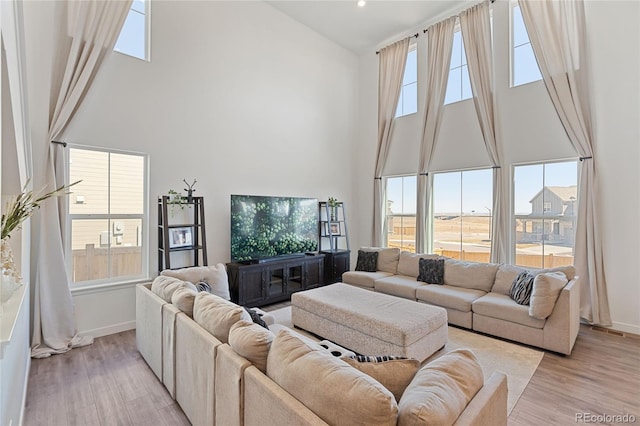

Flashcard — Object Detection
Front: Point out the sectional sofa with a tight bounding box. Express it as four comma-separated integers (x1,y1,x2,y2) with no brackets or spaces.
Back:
136,273,508,425
342,248,581,355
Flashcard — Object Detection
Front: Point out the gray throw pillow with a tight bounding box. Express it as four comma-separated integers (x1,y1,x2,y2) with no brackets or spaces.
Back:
355,250,378,272
417,258,445,284
509,271,535,305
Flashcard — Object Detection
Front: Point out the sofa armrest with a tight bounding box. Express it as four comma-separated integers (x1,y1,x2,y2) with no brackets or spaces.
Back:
543,278,581,355
454,371,507,426
161,303,182,398
136,283,165,379
215,344,252,426
244,366,328,426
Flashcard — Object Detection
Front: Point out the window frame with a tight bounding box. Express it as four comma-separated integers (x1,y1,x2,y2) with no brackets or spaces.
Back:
395,42,418,118
509,1,542,88
114,0,151,62
65,144,150,290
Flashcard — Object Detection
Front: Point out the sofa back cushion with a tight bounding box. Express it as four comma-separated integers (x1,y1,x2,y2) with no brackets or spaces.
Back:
361,247,401,274
267,328,398,426
193,292,252,343
162,263,231,300
492,264,576,295
228,320,274,373
151,275,197,303
529,272,568,319
397,252,442,278
171,285,198,317
343,356,420,402
397,349,484,426
444,259,499,292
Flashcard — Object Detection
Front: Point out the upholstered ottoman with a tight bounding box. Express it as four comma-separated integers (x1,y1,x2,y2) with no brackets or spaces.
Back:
291,283,447,361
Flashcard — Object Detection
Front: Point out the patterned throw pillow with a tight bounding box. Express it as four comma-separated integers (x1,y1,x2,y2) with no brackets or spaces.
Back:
417,258,445,284
243,307,269,329
510,271,535,305
355,250,378,272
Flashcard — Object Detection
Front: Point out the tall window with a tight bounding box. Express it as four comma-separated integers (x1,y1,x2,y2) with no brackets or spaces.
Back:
67,147,148,286
432,169,493,260
385,175,417,252
513,160,578,268
511,3,542,86
395,45,418,117
445,29,472,105
114,0,150,61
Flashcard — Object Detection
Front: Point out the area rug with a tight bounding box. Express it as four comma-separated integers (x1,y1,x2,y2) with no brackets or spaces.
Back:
268,306,543,414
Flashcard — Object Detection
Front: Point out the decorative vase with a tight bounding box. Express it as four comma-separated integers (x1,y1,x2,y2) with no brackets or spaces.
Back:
330,207,338,221
1,239,22,304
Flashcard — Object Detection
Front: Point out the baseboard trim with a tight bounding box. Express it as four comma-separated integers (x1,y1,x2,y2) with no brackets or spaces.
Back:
609,321,640,337
79,320,136,339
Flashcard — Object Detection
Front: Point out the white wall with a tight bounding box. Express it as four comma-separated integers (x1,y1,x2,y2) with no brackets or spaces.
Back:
61,1,359,335
354,0,639,333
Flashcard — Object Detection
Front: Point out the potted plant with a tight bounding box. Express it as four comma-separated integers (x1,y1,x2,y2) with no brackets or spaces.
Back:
328,197,339,221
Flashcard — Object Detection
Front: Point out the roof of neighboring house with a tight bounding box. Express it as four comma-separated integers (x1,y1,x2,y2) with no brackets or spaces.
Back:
529,186,578,203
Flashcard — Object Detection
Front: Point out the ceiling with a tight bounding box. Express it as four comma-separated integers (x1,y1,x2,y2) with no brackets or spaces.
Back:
267,1,472,55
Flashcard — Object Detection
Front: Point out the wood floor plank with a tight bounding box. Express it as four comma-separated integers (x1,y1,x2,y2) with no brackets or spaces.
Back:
23,316,640,426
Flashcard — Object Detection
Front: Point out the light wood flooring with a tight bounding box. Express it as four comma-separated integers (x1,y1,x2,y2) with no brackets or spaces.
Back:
23,310,639,426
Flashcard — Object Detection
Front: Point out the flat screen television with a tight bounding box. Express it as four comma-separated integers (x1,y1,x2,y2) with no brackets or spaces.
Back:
230,195,318,262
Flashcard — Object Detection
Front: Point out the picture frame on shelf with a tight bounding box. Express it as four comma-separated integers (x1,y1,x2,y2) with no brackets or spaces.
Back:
325,222,340,236
169,226,193,248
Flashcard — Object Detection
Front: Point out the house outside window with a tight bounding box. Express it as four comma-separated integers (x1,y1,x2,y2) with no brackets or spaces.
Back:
114,0,150,61
511,2,542,87
513,160,578,268
395,45,418,118
432,169,493,260
67,146,148,287
385,175,417,252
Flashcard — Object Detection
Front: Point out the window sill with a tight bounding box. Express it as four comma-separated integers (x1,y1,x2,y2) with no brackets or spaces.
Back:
70,278,152,296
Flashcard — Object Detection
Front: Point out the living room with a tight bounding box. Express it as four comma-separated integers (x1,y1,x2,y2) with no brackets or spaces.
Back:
1,0,638,425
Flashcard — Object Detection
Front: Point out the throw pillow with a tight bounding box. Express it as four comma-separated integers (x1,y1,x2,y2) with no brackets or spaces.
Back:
509,271,535,305
171,285,198,317
228,320,274,373
529,272,568,319
397,349,484,426
342,356,420,402
267,329,397,426
193,292,252,343
243,307,269,329
355,250,378,272
161,263,231,300
196,281,212,293
417,258,445,284
151,275,197,303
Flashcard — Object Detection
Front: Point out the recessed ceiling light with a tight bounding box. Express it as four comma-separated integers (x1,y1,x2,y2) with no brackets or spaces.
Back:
357,0,366,7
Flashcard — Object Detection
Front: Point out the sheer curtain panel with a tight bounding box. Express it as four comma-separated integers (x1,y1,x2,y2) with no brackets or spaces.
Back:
519,0,611,326
373,38,409,246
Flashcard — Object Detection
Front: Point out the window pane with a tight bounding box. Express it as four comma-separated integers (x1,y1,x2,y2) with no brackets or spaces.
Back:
396,91,404,117
461,170,492,261
461,64,472,100
404,49,417,84
513,44,542,86
402,82,418,116
110,153,145,215
110,218,143,279
433,172,462,259
132,0,145,14
451,31,463,68
445,67,462,105
114,9,146,60
69,149,109,215
512,5,529,47
71,219,111,282
386,176,417,253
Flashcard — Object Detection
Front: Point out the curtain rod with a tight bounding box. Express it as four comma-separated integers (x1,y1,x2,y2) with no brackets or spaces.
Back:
376,33,419,55
51,140,67,147
423,0,495,33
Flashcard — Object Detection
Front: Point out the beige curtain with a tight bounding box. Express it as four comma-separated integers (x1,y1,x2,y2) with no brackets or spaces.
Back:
31,0,132,358
519,0,611,326
373,38,409,246
416,17,456,253
460,1,508,263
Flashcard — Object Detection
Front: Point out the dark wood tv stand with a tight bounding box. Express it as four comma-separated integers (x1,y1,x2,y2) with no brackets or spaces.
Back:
227,254,326,307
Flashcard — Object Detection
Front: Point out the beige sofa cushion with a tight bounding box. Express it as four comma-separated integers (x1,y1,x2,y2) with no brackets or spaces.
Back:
398,349,484,426
193,292,252,343
492,264,576,295
361,247,401,274
162,263,231,300
342,270,393,289
529,272,568,319
228,320,274,373
343,356,420,402
171,285,198,317
397,252,442,278
472,292,546,329
415,284,486,313
374,275,424,300
267,328,398,426
444,259,499,292
151,275,197,303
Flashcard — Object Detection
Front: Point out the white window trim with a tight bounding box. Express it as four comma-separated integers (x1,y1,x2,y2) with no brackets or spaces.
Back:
65,144,150,289
115,0,151,62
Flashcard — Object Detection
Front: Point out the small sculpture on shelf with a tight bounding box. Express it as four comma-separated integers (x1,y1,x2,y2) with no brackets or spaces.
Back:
184,179,197,202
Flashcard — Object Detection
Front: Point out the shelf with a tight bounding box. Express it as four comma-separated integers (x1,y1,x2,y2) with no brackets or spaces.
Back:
158,223,203,229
